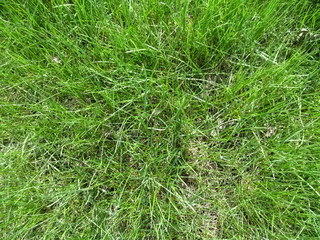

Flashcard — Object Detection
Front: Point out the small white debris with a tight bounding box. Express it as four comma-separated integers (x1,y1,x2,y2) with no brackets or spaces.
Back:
218,120,225,130
265,124,277,138
52,56,61,64
312,34,320,40
211,130,218,137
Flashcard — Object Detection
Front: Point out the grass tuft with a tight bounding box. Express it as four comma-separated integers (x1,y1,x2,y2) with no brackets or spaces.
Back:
1,0,320,239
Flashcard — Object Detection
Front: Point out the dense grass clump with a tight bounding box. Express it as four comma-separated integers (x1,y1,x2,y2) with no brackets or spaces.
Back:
1,0,320,239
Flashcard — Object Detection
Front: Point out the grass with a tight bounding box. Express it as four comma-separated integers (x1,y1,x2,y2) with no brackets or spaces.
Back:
0,0,319,239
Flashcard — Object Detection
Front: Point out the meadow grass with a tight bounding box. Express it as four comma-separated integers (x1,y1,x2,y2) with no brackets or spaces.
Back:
1,0,320,239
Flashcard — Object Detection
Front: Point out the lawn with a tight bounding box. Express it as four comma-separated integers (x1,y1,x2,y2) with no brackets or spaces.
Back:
1,0,320,239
